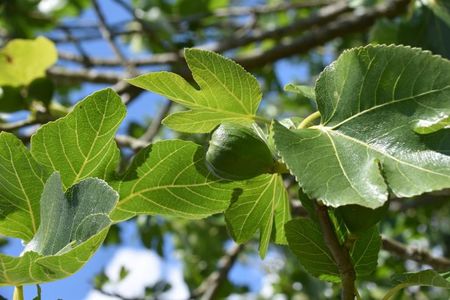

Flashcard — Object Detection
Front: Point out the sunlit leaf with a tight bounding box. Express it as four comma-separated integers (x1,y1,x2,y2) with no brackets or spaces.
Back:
0,37,57,87
0,133,50,241
127,48,262,133
31,88,126,188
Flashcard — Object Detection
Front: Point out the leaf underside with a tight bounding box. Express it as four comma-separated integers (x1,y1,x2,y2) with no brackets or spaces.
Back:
0,173,118,286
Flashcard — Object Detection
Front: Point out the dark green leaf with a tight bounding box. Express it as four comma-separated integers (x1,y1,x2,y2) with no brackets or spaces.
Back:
274,45,450,208
383,269,450,300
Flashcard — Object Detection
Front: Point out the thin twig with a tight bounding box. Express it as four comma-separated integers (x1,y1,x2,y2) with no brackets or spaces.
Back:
139,101,173,143
0,118,38,132
201,1,351,53
92,0,138,76
115,135,149,151
191,243,245,300
315,204,356,300
236,0,411,69
381,237,450,271
112,0,174,52
60,27,93,68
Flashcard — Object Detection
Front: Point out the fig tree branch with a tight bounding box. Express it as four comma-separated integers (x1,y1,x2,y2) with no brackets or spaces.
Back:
191,243,245,300
381,237,450,271
315,204,356,300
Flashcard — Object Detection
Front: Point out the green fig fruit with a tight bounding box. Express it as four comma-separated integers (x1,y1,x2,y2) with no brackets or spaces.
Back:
205,122,276,180
336,201,389,234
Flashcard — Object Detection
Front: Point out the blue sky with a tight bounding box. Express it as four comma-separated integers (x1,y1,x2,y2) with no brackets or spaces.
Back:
0,1,313,299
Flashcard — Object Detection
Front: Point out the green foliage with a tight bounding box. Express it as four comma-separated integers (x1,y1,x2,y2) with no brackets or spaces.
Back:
1,27,450,299
225,174,289,257
31,88,126,188
0,37,57,87
127,48,263,133
284,83,316,102
285,219,380,282
25,173,117,256
336,202,389,234
110,139,234,221
0,173,117,285
274,45,450,209
383,270,450,299
370,4,450,60
0,133,50,241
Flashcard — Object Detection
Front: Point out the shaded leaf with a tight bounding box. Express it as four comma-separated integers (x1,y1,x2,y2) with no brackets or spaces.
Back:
0,133,50,241
285,218,340,282
127,48,262,133
370,6,450,59
0,37,57,87
286,219,381,282
0,86,28,112
274,45,450,208
350,226,381,277
31,88,126,188
383,269,450,300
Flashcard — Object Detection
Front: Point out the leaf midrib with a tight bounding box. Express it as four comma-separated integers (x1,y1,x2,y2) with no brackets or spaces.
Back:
320,127,450,180
328,85,450,129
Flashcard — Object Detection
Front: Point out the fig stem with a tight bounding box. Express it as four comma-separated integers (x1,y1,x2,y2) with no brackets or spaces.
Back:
297,111,321,129
253,115,272,124
13,286,24,300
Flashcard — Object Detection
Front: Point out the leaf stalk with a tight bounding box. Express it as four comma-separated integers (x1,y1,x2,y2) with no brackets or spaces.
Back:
297,111,321,129
13,286,24,300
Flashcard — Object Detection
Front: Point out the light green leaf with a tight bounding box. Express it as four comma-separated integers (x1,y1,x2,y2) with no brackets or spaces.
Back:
284,83,316,101
274,185,291,245
413,113,450,134
274,45,450,208
225,174,289,258
111,140,234,221
0,172,118,285
127,48,262,133
285,218,340,282
0,37,57,87
350,226,380,277
0,132,50,242
31,88,126,188
383,269,450,300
